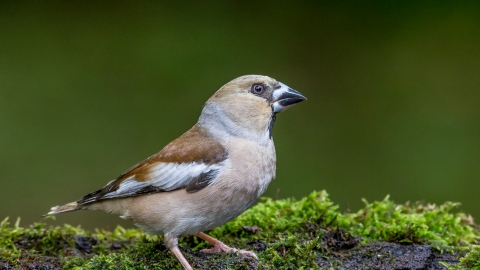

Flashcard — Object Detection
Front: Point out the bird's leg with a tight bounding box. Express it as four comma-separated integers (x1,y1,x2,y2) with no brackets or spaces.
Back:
195,232,258,259
170,246,193,270
165,233,193,270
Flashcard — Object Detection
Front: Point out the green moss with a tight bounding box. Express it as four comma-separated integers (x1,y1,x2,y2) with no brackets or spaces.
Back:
213,191,338,234
459,245,480,269
339,196,480,250
0,217,83,260
1,191,479,269
443,245,480,270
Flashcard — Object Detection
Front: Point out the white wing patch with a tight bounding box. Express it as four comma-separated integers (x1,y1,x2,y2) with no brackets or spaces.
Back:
148,162,215,190
102,178,150,199
102,161,225,199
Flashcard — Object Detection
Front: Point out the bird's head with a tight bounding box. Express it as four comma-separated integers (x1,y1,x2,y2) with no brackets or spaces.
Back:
200,75,306,140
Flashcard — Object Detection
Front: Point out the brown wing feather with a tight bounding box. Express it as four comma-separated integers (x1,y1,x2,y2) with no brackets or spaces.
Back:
77,124,227,204
118,124,227,183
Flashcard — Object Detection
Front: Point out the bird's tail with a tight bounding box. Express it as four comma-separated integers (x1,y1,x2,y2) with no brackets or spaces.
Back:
44,201,80,216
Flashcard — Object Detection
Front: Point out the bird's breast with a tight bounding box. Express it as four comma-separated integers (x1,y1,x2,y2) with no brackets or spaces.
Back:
221,137,276,198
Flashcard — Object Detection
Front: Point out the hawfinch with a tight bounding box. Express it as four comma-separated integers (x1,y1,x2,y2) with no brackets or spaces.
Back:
46,75,306,270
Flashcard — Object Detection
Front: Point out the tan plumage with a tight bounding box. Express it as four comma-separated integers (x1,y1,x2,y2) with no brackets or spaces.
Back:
45,75,306,270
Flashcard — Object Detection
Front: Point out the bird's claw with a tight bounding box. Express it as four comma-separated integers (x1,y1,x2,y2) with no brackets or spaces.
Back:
235,249,258,259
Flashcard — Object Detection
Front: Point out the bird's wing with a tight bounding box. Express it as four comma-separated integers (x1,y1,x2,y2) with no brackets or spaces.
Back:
77,125,228,205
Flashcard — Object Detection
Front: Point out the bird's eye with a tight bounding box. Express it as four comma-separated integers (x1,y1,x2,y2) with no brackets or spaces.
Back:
251,84,265,94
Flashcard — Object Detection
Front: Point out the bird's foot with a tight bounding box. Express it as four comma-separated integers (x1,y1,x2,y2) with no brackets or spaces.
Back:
196,232,258,259
200,242,258,259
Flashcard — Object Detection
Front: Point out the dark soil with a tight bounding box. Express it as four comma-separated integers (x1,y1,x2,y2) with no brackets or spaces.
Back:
316,242,458,270
0,255,63,270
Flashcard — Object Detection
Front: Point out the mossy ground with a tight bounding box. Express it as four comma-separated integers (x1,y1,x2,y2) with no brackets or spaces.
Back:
1,191,479,269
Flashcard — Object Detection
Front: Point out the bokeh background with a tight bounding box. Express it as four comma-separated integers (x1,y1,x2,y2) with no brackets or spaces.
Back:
1,2,479,231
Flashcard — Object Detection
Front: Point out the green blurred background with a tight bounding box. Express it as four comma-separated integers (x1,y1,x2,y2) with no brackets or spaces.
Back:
1,2,479,231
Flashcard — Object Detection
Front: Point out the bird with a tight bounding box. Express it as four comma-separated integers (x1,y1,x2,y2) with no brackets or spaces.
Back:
45,75,306,269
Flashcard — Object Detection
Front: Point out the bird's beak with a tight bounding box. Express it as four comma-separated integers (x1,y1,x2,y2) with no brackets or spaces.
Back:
272,82,307,113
